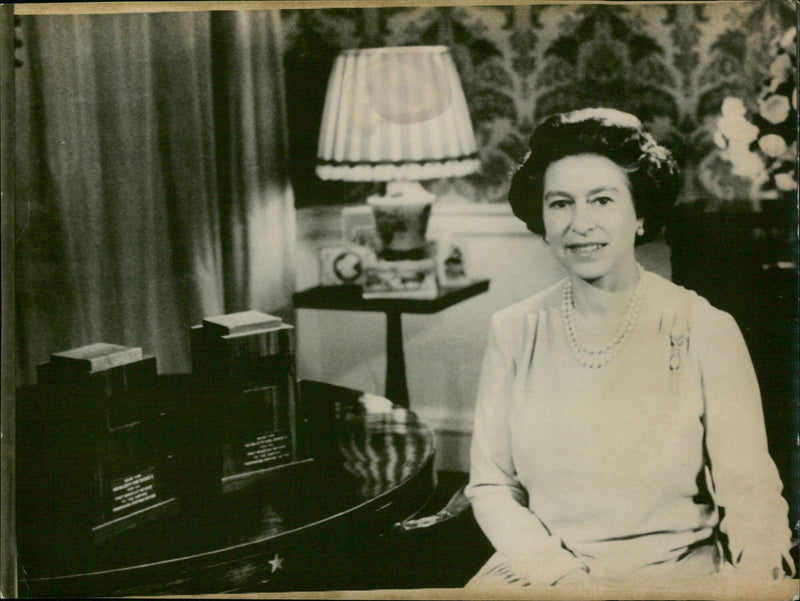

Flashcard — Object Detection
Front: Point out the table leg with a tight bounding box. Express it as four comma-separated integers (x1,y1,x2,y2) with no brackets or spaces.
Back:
385,311,409,408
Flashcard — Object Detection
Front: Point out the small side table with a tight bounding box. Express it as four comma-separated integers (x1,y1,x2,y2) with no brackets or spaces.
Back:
293,280,490,408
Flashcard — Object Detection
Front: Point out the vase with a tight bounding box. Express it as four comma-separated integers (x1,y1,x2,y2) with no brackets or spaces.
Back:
367,194,433,261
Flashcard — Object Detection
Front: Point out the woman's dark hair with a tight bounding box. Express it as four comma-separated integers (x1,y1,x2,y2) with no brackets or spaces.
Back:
508,108,681,244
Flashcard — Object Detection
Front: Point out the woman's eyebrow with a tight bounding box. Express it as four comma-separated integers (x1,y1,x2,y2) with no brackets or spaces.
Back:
587,186,620,195
544,186,619,200
543,190,572,199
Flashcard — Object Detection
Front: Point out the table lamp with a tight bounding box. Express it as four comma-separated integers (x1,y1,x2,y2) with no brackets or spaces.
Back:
316,46,480,261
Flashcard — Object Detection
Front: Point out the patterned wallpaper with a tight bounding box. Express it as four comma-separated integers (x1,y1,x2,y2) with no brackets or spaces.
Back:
281,2,796,207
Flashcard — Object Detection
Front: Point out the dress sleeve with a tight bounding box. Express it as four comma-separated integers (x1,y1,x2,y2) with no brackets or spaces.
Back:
696,305,795,578
465,312,588,585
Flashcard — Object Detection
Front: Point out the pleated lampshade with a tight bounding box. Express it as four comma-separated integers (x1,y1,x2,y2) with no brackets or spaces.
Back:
316,46,480,182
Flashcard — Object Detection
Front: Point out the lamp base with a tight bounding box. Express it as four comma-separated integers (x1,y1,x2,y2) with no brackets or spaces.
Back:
362,242,438,299
377,247,429,261
367,181,434,259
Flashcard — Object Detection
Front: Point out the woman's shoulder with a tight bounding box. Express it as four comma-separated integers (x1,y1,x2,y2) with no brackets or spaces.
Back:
490,279,563,329
643,269,734,327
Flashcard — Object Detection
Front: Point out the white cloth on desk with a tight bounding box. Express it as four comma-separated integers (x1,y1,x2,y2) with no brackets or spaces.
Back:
465,270,793,587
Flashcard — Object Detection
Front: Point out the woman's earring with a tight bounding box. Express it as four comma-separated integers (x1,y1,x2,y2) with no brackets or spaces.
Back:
636,224,645,236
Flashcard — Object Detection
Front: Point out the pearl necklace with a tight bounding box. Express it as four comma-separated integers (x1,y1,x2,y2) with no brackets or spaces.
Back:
561,265,647,369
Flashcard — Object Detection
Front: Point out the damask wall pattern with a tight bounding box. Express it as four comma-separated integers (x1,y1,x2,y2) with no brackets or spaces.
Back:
281,2,796,207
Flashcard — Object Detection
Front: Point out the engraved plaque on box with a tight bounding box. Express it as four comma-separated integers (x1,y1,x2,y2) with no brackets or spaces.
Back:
224,385,292,476
110,468,158,514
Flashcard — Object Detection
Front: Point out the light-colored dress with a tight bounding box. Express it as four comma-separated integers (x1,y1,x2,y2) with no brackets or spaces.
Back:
465,270,793,587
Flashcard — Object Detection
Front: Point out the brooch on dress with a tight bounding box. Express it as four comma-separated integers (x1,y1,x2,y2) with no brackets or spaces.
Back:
669,331,688,370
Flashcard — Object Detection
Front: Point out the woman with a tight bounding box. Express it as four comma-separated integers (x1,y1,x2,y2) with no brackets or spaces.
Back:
464,108,794,588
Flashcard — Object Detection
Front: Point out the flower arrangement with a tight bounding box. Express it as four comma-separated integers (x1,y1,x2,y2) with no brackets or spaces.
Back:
701,27,797,207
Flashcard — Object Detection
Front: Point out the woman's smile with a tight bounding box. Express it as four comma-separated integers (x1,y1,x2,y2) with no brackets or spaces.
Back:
566,242,607,256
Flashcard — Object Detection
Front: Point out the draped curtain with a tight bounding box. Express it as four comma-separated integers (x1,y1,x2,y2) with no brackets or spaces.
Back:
14,10,296,383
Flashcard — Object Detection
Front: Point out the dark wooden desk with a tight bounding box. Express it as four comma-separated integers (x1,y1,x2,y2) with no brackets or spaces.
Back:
293,280,490,407
16,379,436,597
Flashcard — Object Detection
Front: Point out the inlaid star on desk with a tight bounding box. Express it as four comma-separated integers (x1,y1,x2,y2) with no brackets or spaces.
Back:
268,554,284,573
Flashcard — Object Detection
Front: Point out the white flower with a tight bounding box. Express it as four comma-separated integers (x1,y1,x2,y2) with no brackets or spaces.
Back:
759,94,792,124
775,171,797,192
784,140,798,162
716,112,759,144
721,97,746,118
758,133,788,158
727,146,766,179
780,27,796,53
768,53,793,82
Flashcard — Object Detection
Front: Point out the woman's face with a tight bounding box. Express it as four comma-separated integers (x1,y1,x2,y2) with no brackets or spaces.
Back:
542,154,643,289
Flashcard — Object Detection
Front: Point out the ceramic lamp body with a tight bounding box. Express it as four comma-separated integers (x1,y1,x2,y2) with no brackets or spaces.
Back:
368,195,432,256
